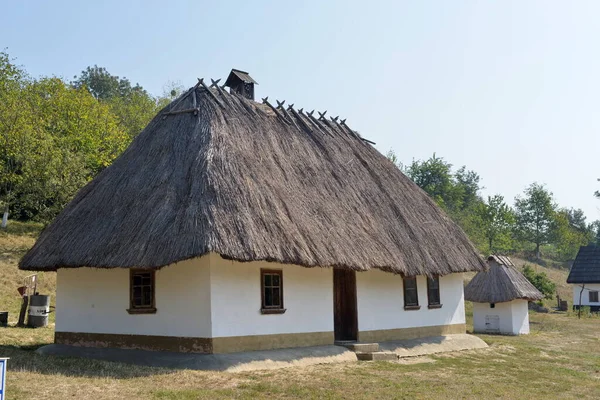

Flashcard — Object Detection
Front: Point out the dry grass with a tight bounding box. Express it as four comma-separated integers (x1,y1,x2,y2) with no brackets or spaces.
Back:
2,312,600,399
0,222,56,325
2,223,600,399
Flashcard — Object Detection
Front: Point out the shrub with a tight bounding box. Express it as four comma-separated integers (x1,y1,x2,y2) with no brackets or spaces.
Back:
522,264,556,299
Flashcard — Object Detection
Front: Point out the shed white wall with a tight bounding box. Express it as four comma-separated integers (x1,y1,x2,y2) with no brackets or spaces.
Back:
511,300,530,335
55,257,212,337
208,255,334,337
472,299,530,335
356,270,465,331
572,284,600,307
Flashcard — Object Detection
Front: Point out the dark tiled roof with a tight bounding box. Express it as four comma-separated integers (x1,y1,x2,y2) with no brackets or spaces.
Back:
567,246,600,284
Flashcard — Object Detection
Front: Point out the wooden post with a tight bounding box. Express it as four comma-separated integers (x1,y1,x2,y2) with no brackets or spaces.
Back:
198,78,225,108
262,97,290,124
578,284,585,319
17,295,28,327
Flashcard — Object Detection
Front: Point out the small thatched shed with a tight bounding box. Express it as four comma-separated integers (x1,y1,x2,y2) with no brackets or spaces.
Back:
19,69,485,353
465,255,542,335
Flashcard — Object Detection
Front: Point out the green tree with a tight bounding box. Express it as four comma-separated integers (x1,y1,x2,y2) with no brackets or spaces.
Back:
514,183,557,260
72,65,144,100
454,166,482,211
522,264,556,299
404,154,464,211
551,209,593,260
1,61,129,223
0,51,30,228
12,77,127,221
565,208,589,233
401,153,487,251
72,66,158,139
476,194,515,253
590,220,600,246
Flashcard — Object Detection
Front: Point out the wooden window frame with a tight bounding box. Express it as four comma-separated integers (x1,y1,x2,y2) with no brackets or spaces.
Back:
403,276,420,310
589,291,599,303
427,275,443,309
127,269,157,314
260,269,286,314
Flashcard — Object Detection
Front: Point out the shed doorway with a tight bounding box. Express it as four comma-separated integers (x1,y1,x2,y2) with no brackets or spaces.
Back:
333,269,358,341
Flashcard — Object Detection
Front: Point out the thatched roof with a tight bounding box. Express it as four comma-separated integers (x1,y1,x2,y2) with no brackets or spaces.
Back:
567,245,600,284
464,256,543,303
20,79,486,275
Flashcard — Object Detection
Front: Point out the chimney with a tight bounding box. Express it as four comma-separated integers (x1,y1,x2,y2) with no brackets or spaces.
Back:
224,69,258,100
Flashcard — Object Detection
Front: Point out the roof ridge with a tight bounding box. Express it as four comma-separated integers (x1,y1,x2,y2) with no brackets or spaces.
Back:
160,80,376,146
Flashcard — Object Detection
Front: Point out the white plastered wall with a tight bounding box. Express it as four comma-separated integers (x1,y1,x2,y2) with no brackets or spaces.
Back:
511,300,530,335
56,253,333,339
572,284,600,307
356,270,465,332
208,254,334,337
56,255,467,340
472,299,530,335
55,256,212,337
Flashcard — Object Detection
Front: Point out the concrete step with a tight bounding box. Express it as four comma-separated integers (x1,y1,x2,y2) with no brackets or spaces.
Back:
356,351,398,361
343,343,380,353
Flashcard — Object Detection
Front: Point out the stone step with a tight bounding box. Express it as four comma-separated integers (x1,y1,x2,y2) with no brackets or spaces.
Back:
343,343,380,353
356,351,398,361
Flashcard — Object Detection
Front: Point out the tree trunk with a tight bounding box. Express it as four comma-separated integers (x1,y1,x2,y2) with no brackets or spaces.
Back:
1,205,8,229
535,243,540,260
578,284,585,319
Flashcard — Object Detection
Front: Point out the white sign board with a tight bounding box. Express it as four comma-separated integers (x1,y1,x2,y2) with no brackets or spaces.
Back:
0,358,7,400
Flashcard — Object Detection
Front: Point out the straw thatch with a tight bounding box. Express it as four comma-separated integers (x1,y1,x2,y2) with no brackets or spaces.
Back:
567,245,600,284
20,83,486,275
464,255,543,303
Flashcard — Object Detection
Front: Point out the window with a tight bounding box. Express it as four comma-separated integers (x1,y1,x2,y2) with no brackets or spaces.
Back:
261,269,285,314
490,303,496,309
427,276,442,308
128,269,156,314
589,291,599,303
403,277,419,310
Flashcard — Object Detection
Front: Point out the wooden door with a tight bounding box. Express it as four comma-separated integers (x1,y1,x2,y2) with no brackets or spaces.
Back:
333,269,358,341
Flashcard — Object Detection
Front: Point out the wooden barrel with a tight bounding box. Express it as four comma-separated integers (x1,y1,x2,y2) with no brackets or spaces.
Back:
27,295,50,328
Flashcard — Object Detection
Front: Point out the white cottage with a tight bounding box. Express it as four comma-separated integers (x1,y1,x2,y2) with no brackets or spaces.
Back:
465,256,543,335
567,245,600,312
20,69,486,353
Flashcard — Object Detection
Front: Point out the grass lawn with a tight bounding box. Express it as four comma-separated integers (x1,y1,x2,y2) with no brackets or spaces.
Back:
1,222,599,399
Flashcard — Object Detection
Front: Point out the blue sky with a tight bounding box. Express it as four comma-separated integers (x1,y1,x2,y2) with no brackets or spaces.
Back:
3,1,600,220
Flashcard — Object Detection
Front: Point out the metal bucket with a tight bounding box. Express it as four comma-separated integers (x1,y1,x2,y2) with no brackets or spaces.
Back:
27,295,50,328
0,312,7,327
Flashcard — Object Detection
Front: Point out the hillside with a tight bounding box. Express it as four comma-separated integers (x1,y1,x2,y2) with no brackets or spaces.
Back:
0,222,55,325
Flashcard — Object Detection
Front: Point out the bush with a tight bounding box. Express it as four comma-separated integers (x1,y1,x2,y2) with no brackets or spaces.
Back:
522,264,556,299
